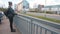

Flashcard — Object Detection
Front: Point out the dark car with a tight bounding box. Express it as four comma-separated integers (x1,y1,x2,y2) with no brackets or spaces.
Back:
0,12,4,24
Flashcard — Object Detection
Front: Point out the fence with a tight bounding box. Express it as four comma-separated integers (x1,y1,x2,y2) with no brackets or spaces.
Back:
13,14,60,34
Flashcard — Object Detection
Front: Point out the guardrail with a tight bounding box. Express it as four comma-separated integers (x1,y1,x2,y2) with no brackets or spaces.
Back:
13,14,60,34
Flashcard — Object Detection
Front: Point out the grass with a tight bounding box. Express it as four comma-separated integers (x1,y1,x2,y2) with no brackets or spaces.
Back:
26,14,60,23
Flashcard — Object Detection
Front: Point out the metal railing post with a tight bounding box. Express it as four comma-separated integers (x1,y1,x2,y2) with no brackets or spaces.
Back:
31,19,33,34
36,25,38,34
45,29,47,34
40,27,42,34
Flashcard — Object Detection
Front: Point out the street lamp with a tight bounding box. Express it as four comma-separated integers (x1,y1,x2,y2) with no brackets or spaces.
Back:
45,0,46,17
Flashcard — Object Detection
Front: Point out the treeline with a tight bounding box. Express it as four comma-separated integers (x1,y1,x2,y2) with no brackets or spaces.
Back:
0,8,7,12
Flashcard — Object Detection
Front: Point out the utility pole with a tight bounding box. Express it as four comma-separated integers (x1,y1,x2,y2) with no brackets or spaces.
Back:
45,0,46,17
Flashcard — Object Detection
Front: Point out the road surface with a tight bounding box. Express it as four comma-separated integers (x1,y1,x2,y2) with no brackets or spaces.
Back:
26,12,60,20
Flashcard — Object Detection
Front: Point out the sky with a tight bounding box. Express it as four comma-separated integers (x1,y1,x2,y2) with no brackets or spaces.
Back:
0,0,60,8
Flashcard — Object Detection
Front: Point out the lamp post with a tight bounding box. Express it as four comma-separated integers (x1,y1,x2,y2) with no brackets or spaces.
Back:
45,0,46,17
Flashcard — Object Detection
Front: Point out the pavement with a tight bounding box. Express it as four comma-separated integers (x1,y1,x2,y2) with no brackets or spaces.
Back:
0,16,21,34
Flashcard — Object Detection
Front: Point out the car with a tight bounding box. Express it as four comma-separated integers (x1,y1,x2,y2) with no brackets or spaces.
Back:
0,11,4,24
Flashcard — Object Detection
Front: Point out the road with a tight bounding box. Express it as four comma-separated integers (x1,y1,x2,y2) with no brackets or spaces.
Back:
26,12,60,20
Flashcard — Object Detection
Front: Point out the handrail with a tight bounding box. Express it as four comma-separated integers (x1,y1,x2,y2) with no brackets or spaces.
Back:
14,14,60,34
18,14,60,29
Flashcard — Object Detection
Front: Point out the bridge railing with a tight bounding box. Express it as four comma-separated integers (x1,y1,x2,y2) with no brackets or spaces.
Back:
13,14,60,34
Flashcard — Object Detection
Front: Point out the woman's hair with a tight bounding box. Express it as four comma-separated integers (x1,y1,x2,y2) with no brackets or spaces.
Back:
8,2,12,5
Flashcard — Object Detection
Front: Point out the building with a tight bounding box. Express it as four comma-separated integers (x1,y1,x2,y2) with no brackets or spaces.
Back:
42,5,60,15
23,0,29,9
17,0,29,13
43,5,60,11
38,5,44,12
32,4,44,12
17,2,23,12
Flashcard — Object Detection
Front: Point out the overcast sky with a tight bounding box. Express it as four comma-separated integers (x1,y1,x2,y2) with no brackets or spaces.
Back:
0,0,60,8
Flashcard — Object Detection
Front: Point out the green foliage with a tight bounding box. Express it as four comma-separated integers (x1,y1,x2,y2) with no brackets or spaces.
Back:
0,8,7,12
26,14,60,23
46,11,53,14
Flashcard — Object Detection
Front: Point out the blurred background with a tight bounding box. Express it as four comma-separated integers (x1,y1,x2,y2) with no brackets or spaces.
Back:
0,0,60,15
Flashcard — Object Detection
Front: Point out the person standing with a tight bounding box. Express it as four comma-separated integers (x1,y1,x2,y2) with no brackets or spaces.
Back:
4,2,17,32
